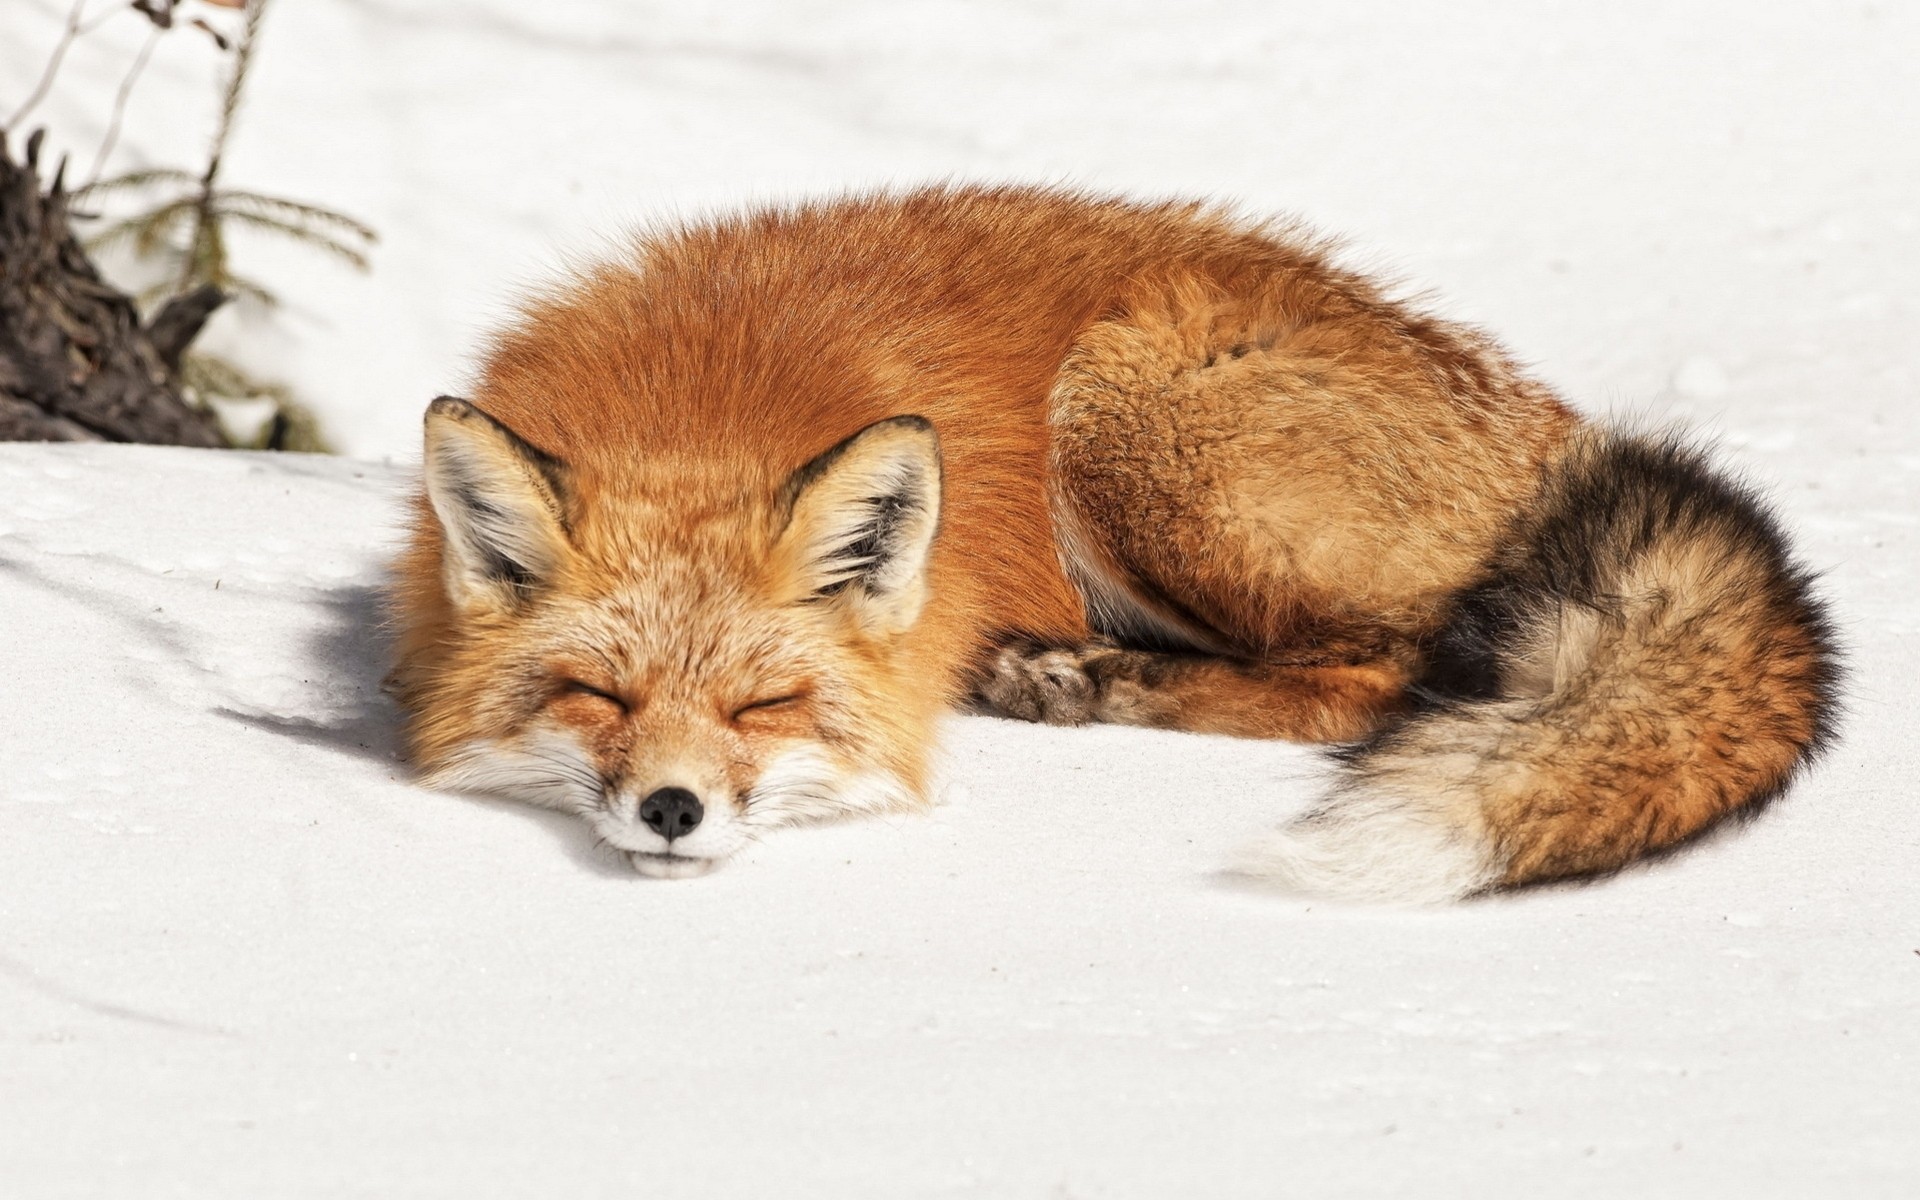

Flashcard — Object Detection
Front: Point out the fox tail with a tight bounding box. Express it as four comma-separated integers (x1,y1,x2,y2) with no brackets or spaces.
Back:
1239,429,1842,903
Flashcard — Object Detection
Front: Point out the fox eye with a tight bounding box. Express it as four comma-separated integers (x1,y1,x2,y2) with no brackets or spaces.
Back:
730,693,806,723
559,679,628,713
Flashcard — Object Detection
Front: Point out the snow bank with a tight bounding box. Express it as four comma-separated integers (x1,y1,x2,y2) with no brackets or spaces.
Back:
1,440,1914,1196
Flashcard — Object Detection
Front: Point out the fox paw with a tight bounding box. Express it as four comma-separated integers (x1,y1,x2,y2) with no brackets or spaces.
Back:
973,643,1099,725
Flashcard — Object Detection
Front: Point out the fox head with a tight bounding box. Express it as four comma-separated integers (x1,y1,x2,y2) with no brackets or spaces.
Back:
395,397,944,877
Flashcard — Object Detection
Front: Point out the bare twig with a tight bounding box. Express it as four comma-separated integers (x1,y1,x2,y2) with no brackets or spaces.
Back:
5,0,92,131
83,24,165,189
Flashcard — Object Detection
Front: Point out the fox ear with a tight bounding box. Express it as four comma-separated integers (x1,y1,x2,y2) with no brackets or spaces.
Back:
777,415,943,634
422,396,571,612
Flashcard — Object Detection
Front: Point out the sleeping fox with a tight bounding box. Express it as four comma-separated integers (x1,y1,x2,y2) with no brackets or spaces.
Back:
386,186,1839,902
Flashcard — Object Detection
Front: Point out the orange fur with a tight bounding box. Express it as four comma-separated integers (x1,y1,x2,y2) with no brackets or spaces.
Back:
389,185,1837,898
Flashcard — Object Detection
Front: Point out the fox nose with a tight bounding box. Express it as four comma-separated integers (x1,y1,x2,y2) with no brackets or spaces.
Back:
639,787,704,843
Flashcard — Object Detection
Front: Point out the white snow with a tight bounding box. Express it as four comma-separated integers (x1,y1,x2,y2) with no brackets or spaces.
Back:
3,1,1918,1196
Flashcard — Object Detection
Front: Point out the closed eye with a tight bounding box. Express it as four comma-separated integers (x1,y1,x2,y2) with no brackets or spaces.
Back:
731,693,807,722
560,679,630,712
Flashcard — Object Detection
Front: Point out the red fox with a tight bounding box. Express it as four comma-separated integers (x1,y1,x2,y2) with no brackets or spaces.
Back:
388,186,1839,901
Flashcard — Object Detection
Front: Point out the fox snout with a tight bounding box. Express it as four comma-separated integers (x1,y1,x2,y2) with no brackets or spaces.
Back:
639,787,704,843
591,775,745,879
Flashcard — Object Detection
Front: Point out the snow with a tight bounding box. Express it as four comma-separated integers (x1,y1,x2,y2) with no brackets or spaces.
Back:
4,1,1919,1196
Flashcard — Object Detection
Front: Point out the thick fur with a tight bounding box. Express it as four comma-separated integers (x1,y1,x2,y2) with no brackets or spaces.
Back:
1240,430,1840,900
388,185,1839,898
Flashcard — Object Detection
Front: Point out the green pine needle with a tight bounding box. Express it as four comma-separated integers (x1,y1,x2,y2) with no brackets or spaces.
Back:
85,199,193,256
218,207,374,271
219,191,378,244
73,167,204,200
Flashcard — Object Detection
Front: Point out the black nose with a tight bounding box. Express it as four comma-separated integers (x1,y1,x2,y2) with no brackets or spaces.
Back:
639,787,704,843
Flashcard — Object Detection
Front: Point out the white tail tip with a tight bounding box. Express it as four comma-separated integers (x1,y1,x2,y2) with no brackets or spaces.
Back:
1230,787,1504,906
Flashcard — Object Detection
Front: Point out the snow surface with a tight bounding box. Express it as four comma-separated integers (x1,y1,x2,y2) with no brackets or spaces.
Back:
4,1,1919,1196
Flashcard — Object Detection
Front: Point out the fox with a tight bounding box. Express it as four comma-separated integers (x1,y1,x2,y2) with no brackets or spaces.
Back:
386,185,1840,902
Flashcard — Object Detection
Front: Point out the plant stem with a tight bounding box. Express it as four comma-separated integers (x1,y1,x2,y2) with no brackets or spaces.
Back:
83,23,163,190
179,0,268,295
5,0,94,131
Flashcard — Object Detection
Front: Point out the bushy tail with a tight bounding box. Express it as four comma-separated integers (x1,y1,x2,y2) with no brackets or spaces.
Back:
1239,430,1842,903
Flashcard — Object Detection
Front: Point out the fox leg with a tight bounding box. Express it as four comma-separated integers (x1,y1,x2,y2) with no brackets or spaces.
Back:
972,639,1408,743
